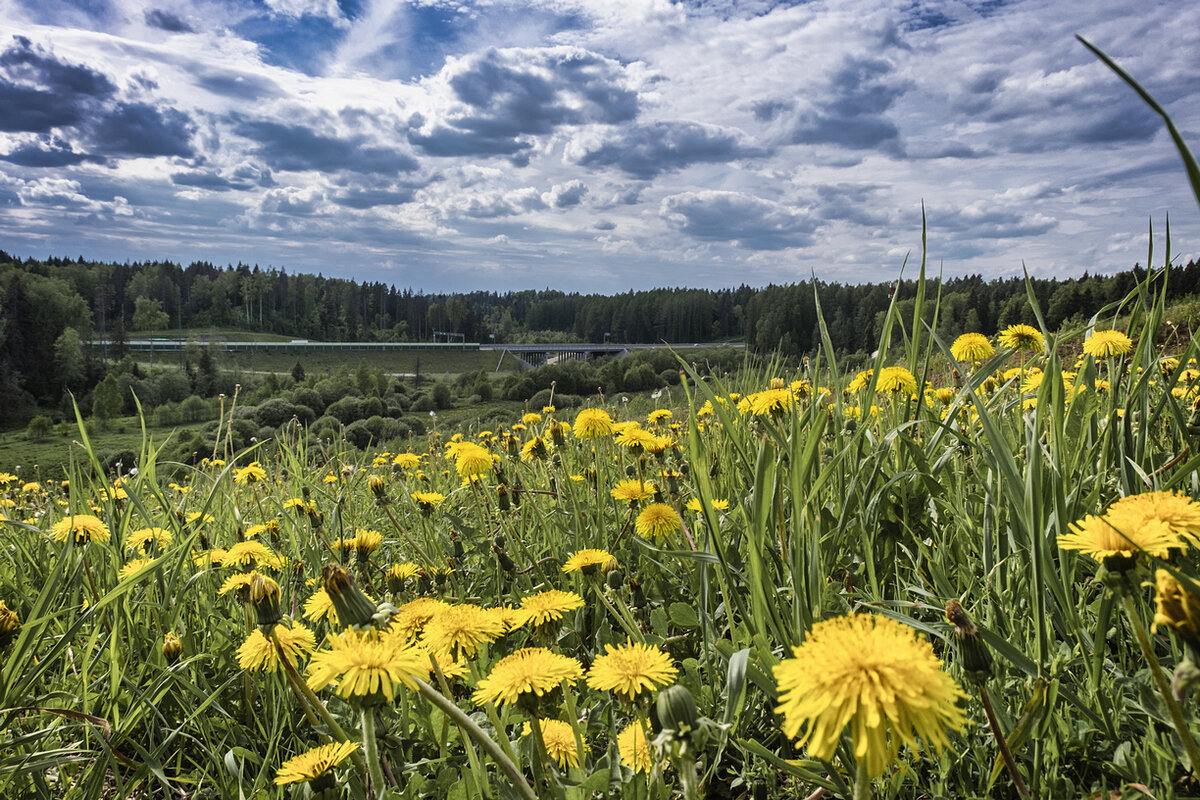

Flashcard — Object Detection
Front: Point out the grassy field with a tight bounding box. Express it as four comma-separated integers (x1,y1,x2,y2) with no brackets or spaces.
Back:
136,345,524,376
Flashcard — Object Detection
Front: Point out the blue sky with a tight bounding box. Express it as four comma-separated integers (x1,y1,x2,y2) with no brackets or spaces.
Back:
1,0,1198,292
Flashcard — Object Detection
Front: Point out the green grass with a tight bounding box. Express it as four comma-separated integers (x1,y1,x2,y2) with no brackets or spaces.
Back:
125,327,301,342
136,346,522,377
0,419,211,478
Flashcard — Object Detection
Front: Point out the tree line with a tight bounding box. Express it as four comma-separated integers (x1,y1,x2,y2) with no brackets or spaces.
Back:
4,250,1200,424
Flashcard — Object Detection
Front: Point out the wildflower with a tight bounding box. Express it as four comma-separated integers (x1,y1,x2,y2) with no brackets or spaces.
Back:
586,639,678,700
773,613,966,779
528,719,586,769
745,388,794,416
617,722,652,774
118,557,157,582
635,503,682,540
221,541,283,570
847,370,873,393
616,426,658,453
386,562,423,591
514,590,585,629
563,549,617,574
306,628,430,702
951,332,994,362
233,461,267,485
390,597,449,640
0,600,21,645
1059,493,1200,564
1083,330,1133,358
573,408,614,439
997,324,1044,352
521,436,550,462
219,571,259,597
876,366,917,395
126,526,171,553
21,481,41,494
452,442,494,478
1154,569,1200,653
393,452,422,469
412,491,445,515
684,497,730,513
274,741,360,787
303,588,340,626
237,623,317,673
162,631,183,664
611,479,656,504
323,564,380,628
472,647,584,708
50,514,111,545
523,412,543,425
422,603,507,657
648,409,672,425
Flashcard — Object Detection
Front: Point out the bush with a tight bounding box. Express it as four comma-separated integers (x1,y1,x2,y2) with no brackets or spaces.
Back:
432,383,452,410
326,396,365,424
26,415,52,440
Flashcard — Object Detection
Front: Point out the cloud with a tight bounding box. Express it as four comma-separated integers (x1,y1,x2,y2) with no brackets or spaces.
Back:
407,45,639,159
235,119,419,174
572,120,763,179
0,36,116,133
787,55,907,154
91,102,196,157
144,9,195,33
1,137,98,167
543,179,588,208
660,190,815,250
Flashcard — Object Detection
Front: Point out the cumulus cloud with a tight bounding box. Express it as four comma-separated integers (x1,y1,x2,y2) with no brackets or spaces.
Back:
0,36,115,133
571,120,763,179
235,119,419,174
407,45,639,160
543,179,588,208
786,55,907,155
660,190,816,250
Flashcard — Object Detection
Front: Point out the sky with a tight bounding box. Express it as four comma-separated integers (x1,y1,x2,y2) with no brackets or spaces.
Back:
0,0,1198,293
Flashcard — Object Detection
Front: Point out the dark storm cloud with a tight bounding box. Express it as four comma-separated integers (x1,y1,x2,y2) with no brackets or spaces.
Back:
660,190,816,250
1,137,98,167
144,9,195,33
408,46,638,159
0,36,116,133
788,55,907,155
575,121,763,179
235,119,420,174
91,102,195,157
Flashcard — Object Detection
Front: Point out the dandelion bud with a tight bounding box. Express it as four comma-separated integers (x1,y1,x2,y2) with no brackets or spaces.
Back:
250,573,283,631
367,474,387,503
497,484,511,512
657,684,699,737
162,631,183,664
945,600,993,682
322,564,378,629
0,601,20,647
1155,569,1200,656
511,476,523,508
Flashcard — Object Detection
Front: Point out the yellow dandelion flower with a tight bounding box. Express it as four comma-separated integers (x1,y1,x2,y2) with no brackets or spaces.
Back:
617,722,652,774
684,497,730,513
773,613,966,779
306,628,430,701
219,571,259,596
1059,501,1193,563
453,442,494,478
421,603,507,657
50,513,110,544
514,590,584,628
586,639,678,700
390,597,450,639
221,540,283,570
876,366,917,395
615,426,658,452
244,521,280,539
635,503,682,540
611,479,656,503
573,408,614,439
233,461,267,485
527,719,586,769
746,388,794,416
472,647,584,708
1153,569,1200,651
951,332,994,362
997,324,1044,352
522,412,543,425
521,436,550,462
118,557,157,582
648,409,672,424
303,588,340,626
563,549,617,574
847,370,873,393
1083,330,1133,358
393,452,422,469
126,526,172,553
237,623,317,673
274,741,359,786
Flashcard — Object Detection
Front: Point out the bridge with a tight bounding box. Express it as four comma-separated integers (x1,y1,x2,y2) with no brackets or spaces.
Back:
112,338,743,368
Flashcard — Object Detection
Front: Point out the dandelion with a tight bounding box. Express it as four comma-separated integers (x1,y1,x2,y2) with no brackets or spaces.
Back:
514,590,584,629
745,388,794,416
1059,493,1199,564
563,549,617,574
126,526,171,553
233,461,267,485
616,426,658,453
521,436,550,462
221,541,283,570
573,408,614,439
453,442,494,478
390,597,449,640
421,603,507,657
997,324,1044,352
237,623,317,673
611,479,656,504
617,722,652,774
684,497,730,513
635,503,682,540
274,741,360,786
847,370,873,393
773,613,965,779
0,600,21,644
118,557,156,581
951,332,994,362
306,628,430,702
412,491,446,515
472,647,584,708
50,514,110,545
162,631,183,664
876,366,917,395
528,719,586,769
586,639,678,700
1154,569,1200,652
393,452,422,469
522,412,543,425
1083,330,1133,358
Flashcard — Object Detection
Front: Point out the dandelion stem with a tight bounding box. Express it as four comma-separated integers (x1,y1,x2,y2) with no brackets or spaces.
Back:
1122,592,1200,771
852,758,870,800
414,678,538,800
978,682,1030,799
361,706,387,799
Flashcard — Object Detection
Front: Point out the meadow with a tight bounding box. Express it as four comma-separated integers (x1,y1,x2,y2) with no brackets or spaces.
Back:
5,44,1200,800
